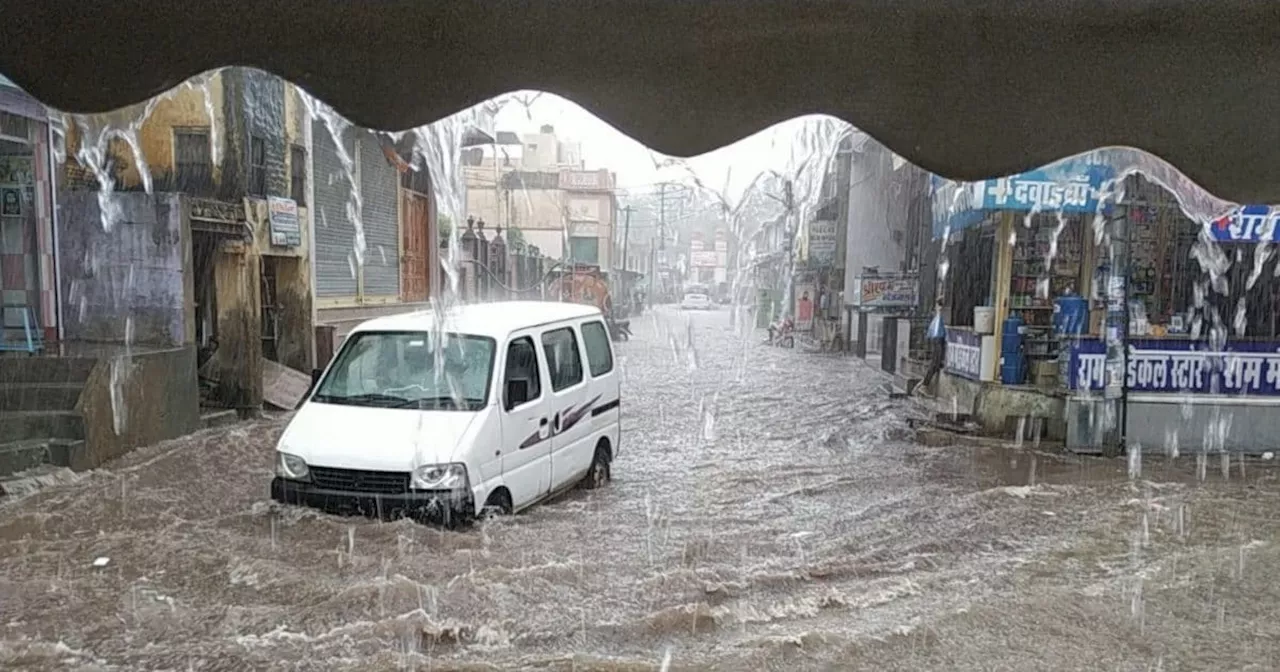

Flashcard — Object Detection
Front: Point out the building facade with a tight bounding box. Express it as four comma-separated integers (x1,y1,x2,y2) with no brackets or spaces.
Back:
462,126,614,269
0,75,58,347
310,123,438,345
58,67,315,408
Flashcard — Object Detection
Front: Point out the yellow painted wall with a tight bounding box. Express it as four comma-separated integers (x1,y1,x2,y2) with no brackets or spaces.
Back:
109,73,227,190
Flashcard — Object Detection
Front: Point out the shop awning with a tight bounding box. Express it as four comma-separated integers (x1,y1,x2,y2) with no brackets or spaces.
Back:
2,3,1279,203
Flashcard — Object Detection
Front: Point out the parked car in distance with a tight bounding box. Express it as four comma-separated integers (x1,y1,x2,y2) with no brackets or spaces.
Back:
680,292,713,310
271,301,622,526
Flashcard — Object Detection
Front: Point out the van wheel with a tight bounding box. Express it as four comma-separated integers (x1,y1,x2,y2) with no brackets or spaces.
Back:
480,489,513,518
582,446,611,490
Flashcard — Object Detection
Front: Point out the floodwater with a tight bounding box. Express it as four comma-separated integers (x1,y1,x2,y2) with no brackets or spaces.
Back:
3,307,1280,671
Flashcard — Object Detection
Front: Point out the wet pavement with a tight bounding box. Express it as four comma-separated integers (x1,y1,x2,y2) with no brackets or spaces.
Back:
3,306,1280,670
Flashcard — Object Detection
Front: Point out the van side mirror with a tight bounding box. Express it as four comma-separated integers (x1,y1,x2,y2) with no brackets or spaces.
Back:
297,368,326,410
505,379,529,410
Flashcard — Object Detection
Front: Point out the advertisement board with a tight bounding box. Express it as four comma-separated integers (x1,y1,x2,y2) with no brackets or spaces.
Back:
267,197,301,247
691,251,718,267
808,219,838,265
794,282,817,332
853,276,917,308
945,329,983,380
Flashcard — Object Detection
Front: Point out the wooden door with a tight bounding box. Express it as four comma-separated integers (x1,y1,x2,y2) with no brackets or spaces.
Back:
400,189,430,302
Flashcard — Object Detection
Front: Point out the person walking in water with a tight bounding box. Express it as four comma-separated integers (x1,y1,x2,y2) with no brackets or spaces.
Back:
917,299,947,395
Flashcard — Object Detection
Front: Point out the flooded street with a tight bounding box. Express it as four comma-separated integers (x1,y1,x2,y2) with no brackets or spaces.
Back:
3,307,1280,671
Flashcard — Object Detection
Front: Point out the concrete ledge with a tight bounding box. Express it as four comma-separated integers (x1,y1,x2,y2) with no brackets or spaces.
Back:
938,372,1067,441
74,346,201,470
1068,395,1280,455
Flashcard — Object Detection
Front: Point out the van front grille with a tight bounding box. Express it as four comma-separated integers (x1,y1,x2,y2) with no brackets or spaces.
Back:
310,466,410,494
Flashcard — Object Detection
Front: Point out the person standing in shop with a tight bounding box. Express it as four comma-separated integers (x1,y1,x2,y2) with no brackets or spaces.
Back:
917,298,947,396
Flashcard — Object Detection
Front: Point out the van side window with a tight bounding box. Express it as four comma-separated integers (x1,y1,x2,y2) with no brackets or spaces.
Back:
541,327,584,392
580,321,614,377
504,337,542,408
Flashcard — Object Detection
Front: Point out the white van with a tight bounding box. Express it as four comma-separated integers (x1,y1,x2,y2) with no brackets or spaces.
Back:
270,301,622,525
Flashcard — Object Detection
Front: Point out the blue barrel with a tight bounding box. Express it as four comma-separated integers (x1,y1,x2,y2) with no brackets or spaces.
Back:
1054,293,1088,336
1000,314,1026,385
1001,313,1024,357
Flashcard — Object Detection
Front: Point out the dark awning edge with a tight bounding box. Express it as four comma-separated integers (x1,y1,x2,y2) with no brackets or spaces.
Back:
3,1,1280,202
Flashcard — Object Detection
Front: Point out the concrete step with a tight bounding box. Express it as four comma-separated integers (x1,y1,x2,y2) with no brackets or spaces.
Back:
0,438,50,477
0,463,82,498
201,408,239,430
0,410,84,443
0,357,97,385
0,382,84,411
0,437,85,478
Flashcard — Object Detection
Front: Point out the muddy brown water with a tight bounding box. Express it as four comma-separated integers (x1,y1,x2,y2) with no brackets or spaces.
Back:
2,308,1279,670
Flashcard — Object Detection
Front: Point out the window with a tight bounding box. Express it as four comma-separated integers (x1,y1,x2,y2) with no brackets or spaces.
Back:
249,136,267,196
290,145,307,205
580,321,614,377
0,112,29,144
503,336,542,408
541,327,583,392
173,127,212,195
569,236,599,264
312,331,496,410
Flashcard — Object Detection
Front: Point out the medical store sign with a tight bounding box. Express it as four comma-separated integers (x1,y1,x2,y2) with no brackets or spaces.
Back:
980,162,1112,213
1067,339,1280,395
1209,205,1280,243
930,159,1113,238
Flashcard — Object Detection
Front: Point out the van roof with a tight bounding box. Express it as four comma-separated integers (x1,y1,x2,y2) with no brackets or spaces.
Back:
350,301,604,340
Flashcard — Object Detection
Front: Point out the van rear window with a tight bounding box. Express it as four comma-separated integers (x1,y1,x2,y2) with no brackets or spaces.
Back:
580,321,614,377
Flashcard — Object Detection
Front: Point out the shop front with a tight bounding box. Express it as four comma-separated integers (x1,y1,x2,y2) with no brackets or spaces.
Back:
933,158,1280,453
0,76,57,347
1063,183,1280,454
850,272,918,370
932,157,1114,390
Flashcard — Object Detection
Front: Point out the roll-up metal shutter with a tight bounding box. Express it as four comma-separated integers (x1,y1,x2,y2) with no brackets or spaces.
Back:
312,118,357,298
358,132,401,298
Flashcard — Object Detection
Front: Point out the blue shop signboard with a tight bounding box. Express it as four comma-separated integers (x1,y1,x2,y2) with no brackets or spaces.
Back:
945,329,983,380
979,162,1113,213
1209,205,1280,243
931,158,1115,239
1067,338,1280,395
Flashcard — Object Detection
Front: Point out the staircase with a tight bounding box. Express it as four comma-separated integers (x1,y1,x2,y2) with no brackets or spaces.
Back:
0,356,94,479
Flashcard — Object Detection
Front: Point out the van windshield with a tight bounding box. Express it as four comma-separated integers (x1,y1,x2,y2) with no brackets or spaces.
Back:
311,331,496,411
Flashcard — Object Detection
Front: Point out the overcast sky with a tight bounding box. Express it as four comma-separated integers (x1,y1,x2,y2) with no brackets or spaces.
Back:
489,91,831,205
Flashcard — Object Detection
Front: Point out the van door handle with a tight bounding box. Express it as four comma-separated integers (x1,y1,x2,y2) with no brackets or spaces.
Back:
552,412,561,431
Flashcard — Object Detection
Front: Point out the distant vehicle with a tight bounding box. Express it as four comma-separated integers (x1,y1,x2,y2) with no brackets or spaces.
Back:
680,291,712,310
271,301,622,526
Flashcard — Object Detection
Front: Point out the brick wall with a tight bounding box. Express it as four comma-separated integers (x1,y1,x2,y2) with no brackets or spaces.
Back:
242,70,288,198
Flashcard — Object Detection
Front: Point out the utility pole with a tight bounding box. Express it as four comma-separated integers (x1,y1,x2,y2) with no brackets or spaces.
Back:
657,183,667,299
783,179,796,318
620,206,633,272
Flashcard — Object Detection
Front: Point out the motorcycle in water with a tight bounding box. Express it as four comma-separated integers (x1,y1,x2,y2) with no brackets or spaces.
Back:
608,315,632,341
766,316,795,348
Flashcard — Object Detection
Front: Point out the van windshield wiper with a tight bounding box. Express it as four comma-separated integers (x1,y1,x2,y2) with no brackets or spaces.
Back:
388,395,484,410
312,392,413,407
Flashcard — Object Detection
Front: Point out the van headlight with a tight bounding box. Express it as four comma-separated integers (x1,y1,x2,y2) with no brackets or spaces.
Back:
412,463,468,490
276,452,310,481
